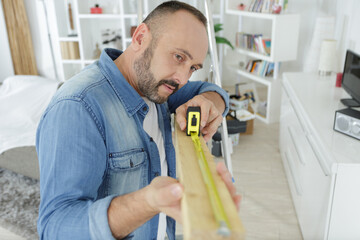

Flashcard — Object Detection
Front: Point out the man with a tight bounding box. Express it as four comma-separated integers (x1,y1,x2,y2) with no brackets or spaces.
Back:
36,1,240,239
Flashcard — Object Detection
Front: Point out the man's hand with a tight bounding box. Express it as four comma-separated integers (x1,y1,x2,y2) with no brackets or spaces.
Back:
145,176,184,223
216,162,241,211
108,165,239,239
176,93,225,142
145,163,240,225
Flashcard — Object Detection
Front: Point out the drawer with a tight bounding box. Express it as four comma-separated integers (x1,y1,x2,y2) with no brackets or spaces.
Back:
297,144,332,240
281,146,303,216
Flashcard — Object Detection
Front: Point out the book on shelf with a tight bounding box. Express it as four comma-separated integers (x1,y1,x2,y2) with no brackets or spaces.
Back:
261,0,271,13
244,60,275,77
262,38,271,55
246,0,287,14
248,0,256,12
265,62,274,76
254,0,264,12
235,33,271,56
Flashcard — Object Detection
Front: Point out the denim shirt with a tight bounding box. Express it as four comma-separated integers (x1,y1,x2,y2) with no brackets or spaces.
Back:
36,49,229,240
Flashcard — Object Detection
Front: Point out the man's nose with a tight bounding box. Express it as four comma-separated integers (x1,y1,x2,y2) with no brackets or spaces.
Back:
174,66,191,86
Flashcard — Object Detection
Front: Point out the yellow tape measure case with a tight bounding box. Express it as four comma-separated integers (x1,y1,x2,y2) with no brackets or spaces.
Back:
186,106,201,136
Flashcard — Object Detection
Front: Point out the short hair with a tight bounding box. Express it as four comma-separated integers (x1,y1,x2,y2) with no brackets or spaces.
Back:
142,1,207,43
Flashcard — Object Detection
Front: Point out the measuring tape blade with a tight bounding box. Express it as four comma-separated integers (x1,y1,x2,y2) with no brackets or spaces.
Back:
190,132,231,236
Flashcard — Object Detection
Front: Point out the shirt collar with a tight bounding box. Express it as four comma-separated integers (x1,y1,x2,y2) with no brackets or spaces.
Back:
98,48,147,117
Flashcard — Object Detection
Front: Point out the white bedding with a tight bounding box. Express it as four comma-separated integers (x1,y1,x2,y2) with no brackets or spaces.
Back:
0,75,59,154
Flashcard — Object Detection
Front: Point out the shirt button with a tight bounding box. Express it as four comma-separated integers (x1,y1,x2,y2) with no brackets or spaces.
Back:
150,137,154,142
155,172,160,177
143,106,147,111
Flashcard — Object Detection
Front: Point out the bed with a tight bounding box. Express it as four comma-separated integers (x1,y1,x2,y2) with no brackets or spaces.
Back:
0,75,59,180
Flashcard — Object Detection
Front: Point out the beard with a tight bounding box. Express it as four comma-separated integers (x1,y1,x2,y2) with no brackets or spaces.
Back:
133,41,179,104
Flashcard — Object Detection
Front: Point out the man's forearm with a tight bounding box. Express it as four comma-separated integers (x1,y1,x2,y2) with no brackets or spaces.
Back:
201,91,226,115
107,186,157,239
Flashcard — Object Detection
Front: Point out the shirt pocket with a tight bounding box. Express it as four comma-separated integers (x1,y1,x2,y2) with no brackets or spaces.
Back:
109,148,146,171
106,148,148,196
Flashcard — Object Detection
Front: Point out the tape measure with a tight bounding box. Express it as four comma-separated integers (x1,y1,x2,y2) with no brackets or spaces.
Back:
186,106,231,236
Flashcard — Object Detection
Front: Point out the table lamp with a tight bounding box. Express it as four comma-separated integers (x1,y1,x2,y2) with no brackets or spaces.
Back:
318,39,337,76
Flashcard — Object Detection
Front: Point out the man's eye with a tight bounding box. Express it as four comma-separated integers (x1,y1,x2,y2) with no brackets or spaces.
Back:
175,54,183,62
190,66,198,72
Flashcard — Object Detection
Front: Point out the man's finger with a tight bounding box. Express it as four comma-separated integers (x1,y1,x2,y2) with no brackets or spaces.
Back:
199,100,210,128
216,162,236,195
175,106,187,130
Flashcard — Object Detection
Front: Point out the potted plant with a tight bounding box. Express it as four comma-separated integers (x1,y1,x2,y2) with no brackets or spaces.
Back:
214,23,234,50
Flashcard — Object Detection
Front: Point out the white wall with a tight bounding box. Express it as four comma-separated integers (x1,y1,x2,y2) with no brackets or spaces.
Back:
24,0,57,80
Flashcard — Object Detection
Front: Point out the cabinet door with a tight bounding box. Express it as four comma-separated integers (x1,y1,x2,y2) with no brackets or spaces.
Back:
296,134,332,240
328,165,360,240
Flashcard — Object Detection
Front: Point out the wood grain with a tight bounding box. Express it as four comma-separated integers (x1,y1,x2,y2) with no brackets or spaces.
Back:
174,123,245,239
2,0,38,75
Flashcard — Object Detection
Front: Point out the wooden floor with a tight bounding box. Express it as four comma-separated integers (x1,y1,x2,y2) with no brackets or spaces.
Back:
0,120,303,240
227,119,302,240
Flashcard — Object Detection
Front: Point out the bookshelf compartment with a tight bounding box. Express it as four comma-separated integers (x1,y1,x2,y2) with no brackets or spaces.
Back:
79,18,123,60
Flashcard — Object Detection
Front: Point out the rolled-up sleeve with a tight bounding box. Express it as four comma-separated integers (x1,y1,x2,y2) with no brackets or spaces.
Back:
36,100,115,240
167,81,229,117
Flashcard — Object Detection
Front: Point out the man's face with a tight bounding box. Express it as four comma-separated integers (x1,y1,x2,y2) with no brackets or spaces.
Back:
134,40,178,104
134,10,208,104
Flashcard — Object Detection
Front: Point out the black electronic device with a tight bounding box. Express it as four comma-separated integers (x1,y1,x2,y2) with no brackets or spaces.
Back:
334,108,360,140
341,50,360,107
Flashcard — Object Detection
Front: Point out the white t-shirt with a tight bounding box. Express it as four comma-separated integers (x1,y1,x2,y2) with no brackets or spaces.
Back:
142,97,168,240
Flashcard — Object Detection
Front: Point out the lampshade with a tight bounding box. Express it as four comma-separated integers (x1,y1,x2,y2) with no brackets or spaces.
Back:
318,39,337,76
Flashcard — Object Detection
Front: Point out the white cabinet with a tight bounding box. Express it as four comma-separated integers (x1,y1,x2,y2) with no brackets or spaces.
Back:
225,0,299,123
280,72,360,240
47,0,225,82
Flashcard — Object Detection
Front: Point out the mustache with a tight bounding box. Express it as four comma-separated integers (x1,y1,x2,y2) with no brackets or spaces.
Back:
157,79,179,93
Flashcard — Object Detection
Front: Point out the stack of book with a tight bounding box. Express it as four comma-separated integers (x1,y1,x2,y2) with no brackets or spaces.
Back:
236,33,271,55
247,0,288,13
245,60,275,77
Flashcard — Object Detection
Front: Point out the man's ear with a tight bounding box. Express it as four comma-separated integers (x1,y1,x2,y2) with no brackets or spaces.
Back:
131,23,150,51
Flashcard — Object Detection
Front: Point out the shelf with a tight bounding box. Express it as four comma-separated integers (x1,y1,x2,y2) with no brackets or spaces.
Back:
62,59,82,64
255,112,267,122
123,14,137,19
228,65,273,86
226,9,277,19
226,0,296,19
59,37,79,42
84,59,97,64
78,14,122,19
235,48,272,61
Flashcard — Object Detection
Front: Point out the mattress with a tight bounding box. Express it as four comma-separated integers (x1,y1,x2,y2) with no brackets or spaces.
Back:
0,75,59,180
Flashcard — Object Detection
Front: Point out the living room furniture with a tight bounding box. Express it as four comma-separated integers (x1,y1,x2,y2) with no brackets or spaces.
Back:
280,72,360,239
225,0,300,123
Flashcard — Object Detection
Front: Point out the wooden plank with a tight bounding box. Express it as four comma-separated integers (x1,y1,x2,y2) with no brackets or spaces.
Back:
2,0,38,75
174,122,245,239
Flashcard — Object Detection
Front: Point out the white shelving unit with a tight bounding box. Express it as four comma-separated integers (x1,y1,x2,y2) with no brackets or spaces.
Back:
47,0,225,82
225,0,300,123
